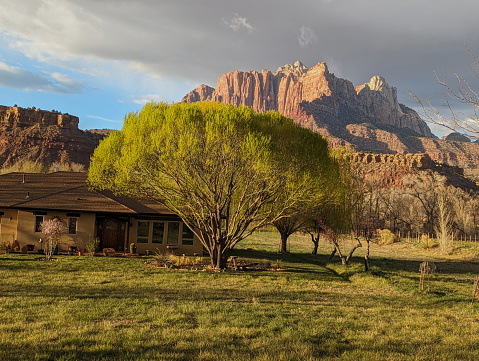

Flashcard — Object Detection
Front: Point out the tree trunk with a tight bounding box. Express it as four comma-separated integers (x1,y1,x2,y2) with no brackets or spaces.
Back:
364,239,370,272
280,231,289,253
345,238,362,264
210,242,230,270
330,238,347,265
310,233,319,255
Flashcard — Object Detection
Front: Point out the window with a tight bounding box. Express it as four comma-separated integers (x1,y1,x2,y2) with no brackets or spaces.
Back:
34,216,43,233
68,218,77,235
182,224,194,245
166,222,179,245
152,222,164,244
137,221,150,243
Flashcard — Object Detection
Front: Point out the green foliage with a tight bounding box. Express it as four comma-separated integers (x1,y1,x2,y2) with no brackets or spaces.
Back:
88,102,341,268
86,238,100,255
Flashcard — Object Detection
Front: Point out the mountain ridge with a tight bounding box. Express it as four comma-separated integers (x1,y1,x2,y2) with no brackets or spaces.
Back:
182,61,479,181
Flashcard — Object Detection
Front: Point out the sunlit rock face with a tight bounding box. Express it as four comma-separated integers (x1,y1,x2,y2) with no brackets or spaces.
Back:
182,61,433,138
0,105,105,169
182,62,479,181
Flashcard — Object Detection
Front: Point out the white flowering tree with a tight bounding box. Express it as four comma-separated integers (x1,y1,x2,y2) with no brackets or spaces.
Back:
39,218,66,259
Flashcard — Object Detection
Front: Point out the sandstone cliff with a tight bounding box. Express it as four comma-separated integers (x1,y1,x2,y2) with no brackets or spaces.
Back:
0,106,105,169
352,152,479,192
182,61,479,181
182,61,434,138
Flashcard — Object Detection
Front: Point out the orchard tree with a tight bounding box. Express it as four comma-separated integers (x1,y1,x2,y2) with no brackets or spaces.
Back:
88,102,341,269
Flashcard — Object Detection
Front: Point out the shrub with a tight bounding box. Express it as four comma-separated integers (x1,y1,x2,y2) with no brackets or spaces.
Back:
377,229,398,245
420,234,436,249
86,238,100,255
152,251,203,268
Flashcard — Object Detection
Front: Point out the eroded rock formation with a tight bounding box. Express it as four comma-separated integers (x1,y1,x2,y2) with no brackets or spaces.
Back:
0,106,106,169
182,61,479,181
182,61,434,138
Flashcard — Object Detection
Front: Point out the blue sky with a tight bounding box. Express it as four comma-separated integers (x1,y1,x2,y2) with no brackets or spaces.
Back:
0,0,478,135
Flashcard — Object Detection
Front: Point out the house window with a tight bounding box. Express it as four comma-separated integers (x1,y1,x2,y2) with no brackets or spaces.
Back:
137,221,150,243
34,216,43,233
152,222,164,244
182,224,194,245
166,222,179,245
68,218,77,235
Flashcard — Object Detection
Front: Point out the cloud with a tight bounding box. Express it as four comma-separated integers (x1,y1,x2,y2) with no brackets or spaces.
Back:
0,0,478,111
119,94,168,105
86,114,122,124
223,13,255,33
0,61,84,93
298,26,318,48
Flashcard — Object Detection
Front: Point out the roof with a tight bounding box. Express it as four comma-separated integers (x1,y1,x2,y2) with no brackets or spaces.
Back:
0,172,177,216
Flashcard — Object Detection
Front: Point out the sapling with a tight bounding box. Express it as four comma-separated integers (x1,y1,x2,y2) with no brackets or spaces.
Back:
39,218,66,259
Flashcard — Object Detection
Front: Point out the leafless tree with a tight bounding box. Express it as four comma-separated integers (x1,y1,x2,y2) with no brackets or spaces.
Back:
410,45,479,139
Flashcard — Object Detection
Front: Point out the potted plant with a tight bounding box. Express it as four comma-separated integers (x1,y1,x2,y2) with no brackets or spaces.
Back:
130,242,137,254
68,245,77,256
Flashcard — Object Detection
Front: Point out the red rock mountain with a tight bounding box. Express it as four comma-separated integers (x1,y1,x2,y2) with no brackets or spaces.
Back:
0,105,107,169
182,61,433,138
182,61,479,180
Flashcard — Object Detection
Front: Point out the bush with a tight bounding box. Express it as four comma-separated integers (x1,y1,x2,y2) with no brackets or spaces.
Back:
377,229,398,245
420,234,436,249
86,238,100,255
152,251,204,269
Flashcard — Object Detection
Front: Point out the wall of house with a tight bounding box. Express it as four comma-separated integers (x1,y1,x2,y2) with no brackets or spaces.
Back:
129,218,204,256
7,210,95,252
0,209,19,245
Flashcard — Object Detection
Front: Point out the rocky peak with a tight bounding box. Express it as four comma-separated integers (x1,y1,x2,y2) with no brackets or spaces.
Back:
356,75,399,110
181,61,434,138
274,60,309,79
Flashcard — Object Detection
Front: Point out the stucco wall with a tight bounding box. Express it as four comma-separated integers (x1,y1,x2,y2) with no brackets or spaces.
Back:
2,210,96,252
0,209,18,245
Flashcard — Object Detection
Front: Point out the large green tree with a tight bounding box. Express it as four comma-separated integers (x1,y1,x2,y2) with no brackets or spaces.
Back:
88,102,341,269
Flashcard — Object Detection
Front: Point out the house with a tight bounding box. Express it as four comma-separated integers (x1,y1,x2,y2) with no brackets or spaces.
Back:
0,172,203,255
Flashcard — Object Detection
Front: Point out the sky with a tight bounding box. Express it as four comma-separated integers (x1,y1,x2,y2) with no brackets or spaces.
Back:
0,0,478,135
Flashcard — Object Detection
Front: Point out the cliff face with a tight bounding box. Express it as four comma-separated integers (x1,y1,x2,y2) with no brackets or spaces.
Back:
182,61,434,138
353,152,479,192
0,106,105,169
181,61,479,181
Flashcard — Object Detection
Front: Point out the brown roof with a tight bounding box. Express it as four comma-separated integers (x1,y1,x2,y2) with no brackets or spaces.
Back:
0,172,177,216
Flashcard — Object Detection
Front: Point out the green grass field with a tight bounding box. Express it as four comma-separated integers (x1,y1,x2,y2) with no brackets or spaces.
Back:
1,232,479,360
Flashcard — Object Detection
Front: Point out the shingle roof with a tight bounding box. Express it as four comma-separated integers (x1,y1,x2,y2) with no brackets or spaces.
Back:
0,172,177,216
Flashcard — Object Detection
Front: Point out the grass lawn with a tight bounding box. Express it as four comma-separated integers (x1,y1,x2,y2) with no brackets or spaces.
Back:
1,232,479,360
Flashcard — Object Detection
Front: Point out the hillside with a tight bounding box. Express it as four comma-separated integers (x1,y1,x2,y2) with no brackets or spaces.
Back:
0,105,108,170
182,61,479,181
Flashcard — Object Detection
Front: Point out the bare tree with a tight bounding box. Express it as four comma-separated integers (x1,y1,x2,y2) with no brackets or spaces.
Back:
403,172,447,235
435,187,455,252
410,46,479,139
